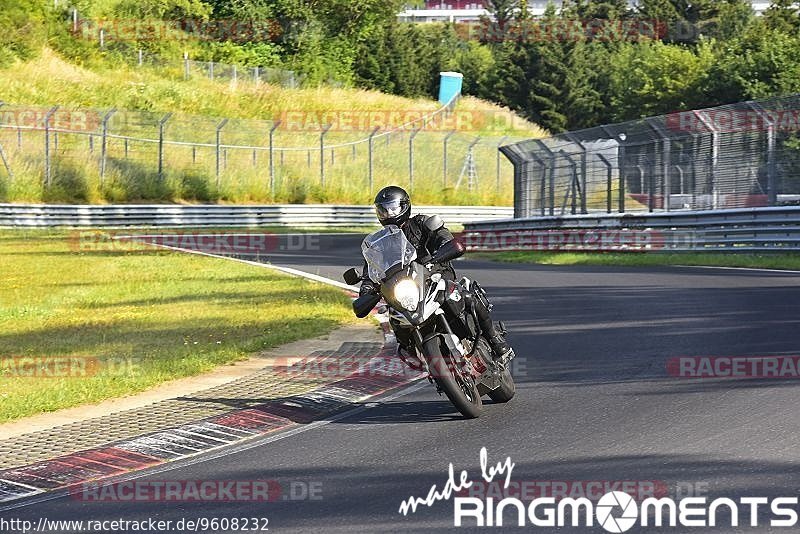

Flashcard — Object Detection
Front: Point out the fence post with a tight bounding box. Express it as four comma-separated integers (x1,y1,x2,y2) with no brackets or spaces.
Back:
43,106,59,187
694,110,719,209
564,134,588,214
528,154,547,217
269,121,280,195
557,150,579,215
646,118,672,212
368,127,380,192
597,153,613,213
443,130,456,188
215,118,228,187
183,52,189,80
409,127,421,191
100,108,116,186
749,102,777,206
320,124,331,186
601,126,626,213
499,145,529,218
156,113,171,182
533,140,555,216
209,61,214,80
0,102,13,180
496,136,508,192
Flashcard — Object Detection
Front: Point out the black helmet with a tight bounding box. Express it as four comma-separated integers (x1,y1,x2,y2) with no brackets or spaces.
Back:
374,185,411,227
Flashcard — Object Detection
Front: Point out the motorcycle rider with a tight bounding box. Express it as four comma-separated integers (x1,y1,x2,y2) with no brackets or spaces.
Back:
359,185,513,367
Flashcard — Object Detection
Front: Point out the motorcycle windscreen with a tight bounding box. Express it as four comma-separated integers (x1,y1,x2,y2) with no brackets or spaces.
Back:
361,225,417,283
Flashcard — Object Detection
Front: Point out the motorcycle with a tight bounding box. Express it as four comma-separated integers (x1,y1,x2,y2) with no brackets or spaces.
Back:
343,220,515,419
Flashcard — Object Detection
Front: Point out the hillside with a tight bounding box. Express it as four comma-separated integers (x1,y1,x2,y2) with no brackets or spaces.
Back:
0,47,544,205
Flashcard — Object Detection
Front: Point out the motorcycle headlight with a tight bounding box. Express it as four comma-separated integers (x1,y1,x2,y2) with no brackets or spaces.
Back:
393,279,419,311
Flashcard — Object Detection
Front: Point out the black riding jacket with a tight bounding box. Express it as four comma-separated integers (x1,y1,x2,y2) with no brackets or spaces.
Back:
360,215,459,293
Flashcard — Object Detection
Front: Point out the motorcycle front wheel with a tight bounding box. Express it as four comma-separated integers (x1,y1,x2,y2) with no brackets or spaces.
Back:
423,337,482,419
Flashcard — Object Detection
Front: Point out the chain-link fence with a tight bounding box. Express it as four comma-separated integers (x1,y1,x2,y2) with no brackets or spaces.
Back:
0,100,524,205
503,94,800,218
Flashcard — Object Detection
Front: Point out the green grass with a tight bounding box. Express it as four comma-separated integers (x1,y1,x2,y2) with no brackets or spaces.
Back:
474,251,800,270
0,229,355,422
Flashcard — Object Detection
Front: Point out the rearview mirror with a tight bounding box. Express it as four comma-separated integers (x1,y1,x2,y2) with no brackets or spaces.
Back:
343,268,361,286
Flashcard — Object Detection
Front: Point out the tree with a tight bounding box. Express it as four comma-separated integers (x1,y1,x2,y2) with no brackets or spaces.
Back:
562,41,603,129
636,0,754,43
763,0,800,34
562,0,632,20
607,39,715,119
485,0,519,29
706,25,800,102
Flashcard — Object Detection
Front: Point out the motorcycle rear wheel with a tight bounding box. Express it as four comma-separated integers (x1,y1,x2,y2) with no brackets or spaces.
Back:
488,367,516,403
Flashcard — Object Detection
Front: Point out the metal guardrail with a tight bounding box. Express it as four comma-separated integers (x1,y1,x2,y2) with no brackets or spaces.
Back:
0,204,513,228
462,207,800,252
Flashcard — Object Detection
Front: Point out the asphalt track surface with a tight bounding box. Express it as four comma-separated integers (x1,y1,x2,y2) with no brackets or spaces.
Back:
4,233,800,533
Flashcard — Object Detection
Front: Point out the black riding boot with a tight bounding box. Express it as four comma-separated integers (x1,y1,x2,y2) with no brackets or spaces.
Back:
472,295,512,361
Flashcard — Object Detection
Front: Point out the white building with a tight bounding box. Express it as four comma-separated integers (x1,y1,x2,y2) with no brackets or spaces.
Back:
398,1,776,23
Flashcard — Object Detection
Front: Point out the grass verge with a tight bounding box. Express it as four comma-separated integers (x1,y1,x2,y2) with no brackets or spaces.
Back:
0,229,354,423
472,251,800,270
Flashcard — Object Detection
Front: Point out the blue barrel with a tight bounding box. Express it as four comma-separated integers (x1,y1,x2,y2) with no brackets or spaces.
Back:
438,71,464,105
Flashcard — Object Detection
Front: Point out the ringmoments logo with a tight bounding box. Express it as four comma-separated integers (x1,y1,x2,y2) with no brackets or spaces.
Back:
398,448,800,530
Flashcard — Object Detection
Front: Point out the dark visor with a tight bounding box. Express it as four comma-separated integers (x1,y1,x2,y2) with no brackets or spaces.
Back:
375,199,407,219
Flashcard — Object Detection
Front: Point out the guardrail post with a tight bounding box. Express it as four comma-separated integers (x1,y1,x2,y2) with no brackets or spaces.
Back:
214,118,228,187
320,124,331,186
409,127,421,191
100,108,116,186
269,121,280,196
496,136,508,192
443,130,456,188
368,127,380,192
43,106,59,187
